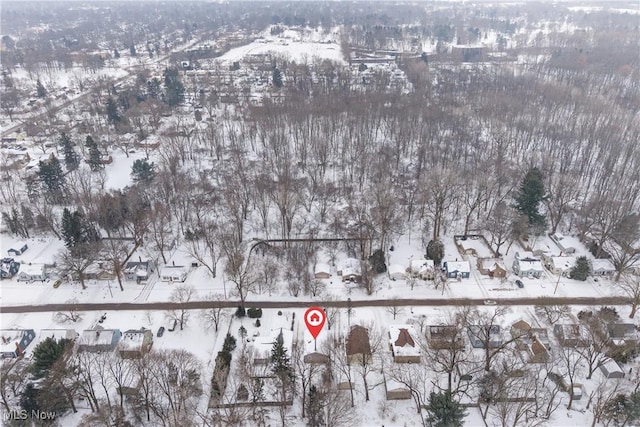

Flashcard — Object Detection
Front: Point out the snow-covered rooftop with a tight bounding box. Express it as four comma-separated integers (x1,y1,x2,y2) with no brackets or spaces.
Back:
78,328,120,347
389,325,421,357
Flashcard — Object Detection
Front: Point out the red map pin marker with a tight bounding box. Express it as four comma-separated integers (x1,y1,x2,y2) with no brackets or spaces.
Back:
304,307,326,339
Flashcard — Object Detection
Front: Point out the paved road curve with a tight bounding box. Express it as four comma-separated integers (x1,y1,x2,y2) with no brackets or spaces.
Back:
0,296,631,314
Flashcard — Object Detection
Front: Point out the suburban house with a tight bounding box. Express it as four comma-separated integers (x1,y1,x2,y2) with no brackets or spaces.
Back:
0,329,36,358
117,329,153,358
314,263,332,279
512,252,544,278
427,325,465,350
0,258,20,278
16,263,47,282
159,265,188,282
408,259,435,280
443,261,471,279
37,329,77,345
477,258,507,278
467,325,502,349
346,325,372,364
607,323,639,347
7,242,28,256
591,259,616,277
543,255,576,276
384,377,412,400
553,324,590,347
511,321,550,363
389,325,421,363
550,233,578,254
600,359,625,379
338,258,362,283
124,260,155,282
252,328,293,365
387,264,407,281
78,328,122,352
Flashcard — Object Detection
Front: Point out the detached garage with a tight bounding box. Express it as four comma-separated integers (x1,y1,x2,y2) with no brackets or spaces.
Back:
600,359,625,379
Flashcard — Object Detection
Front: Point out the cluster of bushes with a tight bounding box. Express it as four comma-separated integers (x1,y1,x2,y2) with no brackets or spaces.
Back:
247,308,263,318
211,333,237,401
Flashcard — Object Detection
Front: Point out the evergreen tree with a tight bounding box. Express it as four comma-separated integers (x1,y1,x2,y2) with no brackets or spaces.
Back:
61,208,83,248
36,79,47,98
425,391,467,427
514,167,547,229
147,77,161,99
163,67,184,107
85,135,103,171
37,155,66,194
131,158,156,183
59,132,79,171
129,43,137,56
31,338,70,379
20,383,40,413
272,67,283,88
427,239,445,266
368,249,387,273
113,48,120,58
2,206,29,238
106,97,121,125
569,256,590,281
307,385,325,427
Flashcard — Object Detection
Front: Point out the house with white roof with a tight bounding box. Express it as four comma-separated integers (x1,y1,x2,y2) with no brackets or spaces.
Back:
7,242,28,256
314,263,331,279
408,259,435,280
78,328,122,352
477,258,507,278
443,260,470,279
117,329,153,359
389,325,421,363
16,263,47,282
337,258,361,282
591,259,616,277
544,256,576,276
0,329,36,358
550,233,578,254
512,252,544,278
124,260,155,282
387,264,407,281
159,265,188,282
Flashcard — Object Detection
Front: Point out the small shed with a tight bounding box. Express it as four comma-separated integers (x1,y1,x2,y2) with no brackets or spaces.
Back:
7,242,28,256
600,359,625,379
388,264,407,281
314,263,331,279
385,378,412,400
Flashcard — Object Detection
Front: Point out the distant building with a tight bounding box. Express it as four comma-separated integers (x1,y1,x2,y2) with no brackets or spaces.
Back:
467,325,502,349
443,261,470,279
7,242,28,256
512,252,544,278
554,324,589,347
159,265,188,282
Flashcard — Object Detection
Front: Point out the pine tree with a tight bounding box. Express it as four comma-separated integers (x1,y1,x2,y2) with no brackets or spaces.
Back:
36,79,47,98
427,239,445,266
37,155,66,195
272,67,283,88
59,132,79,171
61,208,83,248
85,135,103,171
106,97,121,125
129,44,136,56
569,256,590,281
113,49,120,58
514,167,547,229
163,68,184,107
425,391,467,427
131,158,156,183
31,338,70,379
307,385,325,427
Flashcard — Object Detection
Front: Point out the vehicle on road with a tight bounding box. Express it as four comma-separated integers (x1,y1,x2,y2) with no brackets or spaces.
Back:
53,279,62,288
515,280,524,288
484,300,497,305
157,326,165,337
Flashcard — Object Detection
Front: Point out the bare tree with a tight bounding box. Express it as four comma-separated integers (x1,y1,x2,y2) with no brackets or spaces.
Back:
587,376,623,427
53,298,84,323
484,200,516,256
386,299,404,320
619,274,640,318
221,237,257,310
166,285,197,331
0,360,28,412
535,304,571,325
58,242,101,290
556,345,583,410
200,293,228,332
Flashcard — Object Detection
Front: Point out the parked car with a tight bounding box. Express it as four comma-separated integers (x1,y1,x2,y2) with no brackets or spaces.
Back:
157,326,165,337
484,300,497,305
168,319,177,332
515,280,524,288
53,279,62,288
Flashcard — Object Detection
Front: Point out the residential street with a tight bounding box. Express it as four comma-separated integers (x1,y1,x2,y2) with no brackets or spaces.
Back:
1,296,631,313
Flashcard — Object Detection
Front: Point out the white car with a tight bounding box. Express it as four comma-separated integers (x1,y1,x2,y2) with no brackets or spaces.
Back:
484,300,497,306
